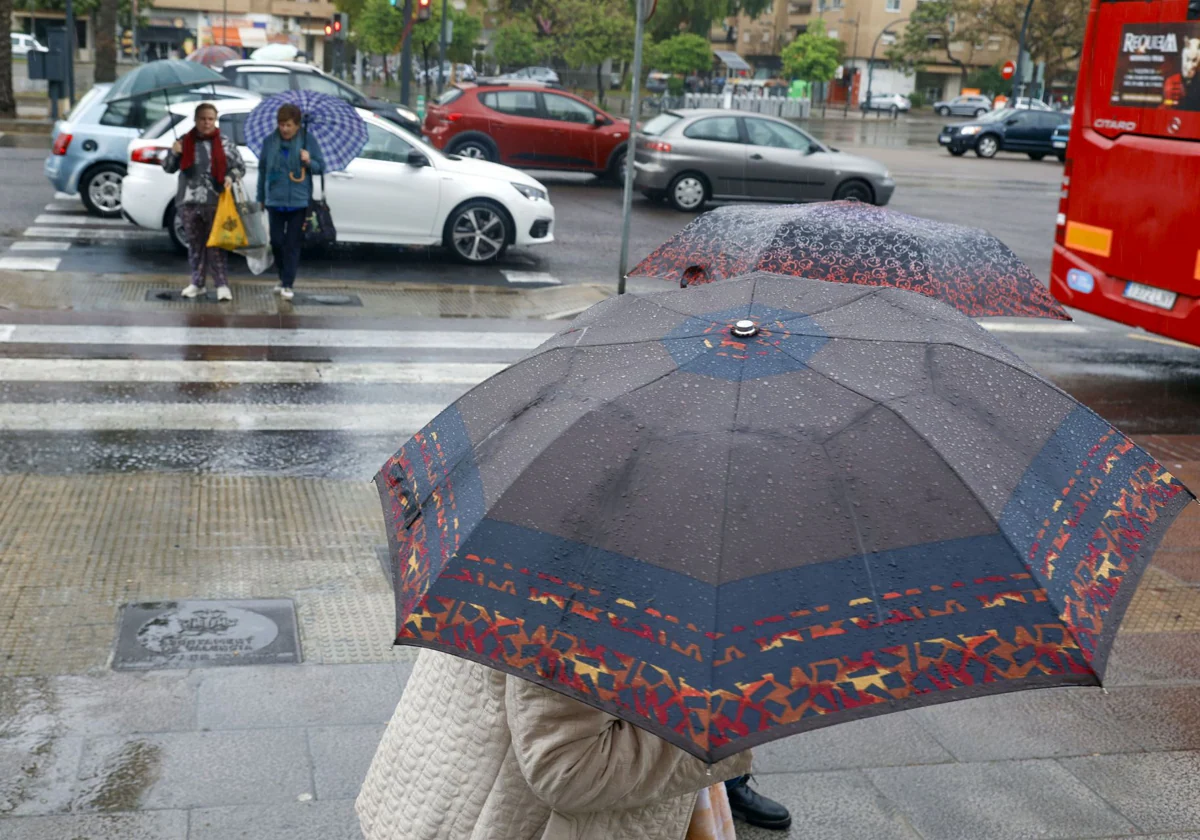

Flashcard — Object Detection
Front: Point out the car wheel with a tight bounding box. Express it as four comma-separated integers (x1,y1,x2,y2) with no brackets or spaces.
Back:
667,173,708,212
974,135,1000,158
1028,152,1046,161
447,136,496,162
832,179,874,204
444,200,510,264
80,163,125,218
605,147,628,184
937,106,950,116
948,147,966,157
974,108,988,117
166,203,188,254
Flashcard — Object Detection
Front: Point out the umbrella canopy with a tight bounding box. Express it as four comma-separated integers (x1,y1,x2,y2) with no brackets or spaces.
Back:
250,43,302,61
628,202,1069,320
377,274,1192,764
243,90,368,173
186,45,241,69
104,59,225,102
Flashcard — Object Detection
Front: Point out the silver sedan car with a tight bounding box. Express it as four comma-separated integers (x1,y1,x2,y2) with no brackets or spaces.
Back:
633,109,895,212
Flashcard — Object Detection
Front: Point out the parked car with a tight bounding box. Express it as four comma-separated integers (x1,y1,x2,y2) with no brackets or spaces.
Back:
122,100,555,265
423,82,632,181
498,66,560,84
45,82,256,217
417,61,477,84
633,109,895,212
219,60,421,134
937,108,1070,159
933,94,992,117
646,71,670,94
1051,123,1069,161
1007,96,1053,111
860,93,911,115
11,33,46,55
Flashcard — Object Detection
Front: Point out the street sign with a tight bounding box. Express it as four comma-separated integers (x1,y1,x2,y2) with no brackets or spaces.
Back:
1001,60,1016,80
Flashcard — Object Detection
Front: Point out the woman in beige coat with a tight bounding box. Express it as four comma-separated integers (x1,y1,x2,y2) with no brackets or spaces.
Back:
356,649,752,840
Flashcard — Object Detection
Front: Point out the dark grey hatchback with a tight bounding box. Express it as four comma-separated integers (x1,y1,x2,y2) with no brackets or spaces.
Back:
938,108,1070,160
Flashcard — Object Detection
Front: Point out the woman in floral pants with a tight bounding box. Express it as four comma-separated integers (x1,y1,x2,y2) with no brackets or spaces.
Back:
162,102,246,301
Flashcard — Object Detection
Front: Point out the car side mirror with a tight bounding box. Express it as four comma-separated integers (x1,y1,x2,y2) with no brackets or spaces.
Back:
804,146,820,155
407,150,430,167
1005,118,1019,125
594,114,611,127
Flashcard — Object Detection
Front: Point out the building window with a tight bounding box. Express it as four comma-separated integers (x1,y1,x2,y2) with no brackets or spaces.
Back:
987,35,1001,50
828,28,839,38
885,0,901,11
762,30,772,42
880,32,897,45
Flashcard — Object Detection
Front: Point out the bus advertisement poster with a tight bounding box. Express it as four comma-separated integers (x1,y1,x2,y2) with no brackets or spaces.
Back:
1111,22,1200,111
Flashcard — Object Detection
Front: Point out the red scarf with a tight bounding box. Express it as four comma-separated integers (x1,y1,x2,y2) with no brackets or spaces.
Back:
179,126,227,186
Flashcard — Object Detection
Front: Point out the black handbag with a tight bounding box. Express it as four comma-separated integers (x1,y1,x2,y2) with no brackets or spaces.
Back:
302,171,336,247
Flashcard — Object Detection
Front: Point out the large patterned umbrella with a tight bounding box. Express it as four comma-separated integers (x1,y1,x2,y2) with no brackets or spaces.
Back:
375,274,1189,763
628,202,1069,320
244,90,368,173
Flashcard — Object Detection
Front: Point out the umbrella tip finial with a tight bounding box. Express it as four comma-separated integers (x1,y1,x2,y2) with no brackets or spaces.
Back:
732,319,758,338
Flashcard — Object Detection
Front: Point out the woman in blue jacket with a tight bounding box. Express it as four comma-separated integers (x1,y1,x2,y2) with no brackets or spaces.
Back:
256,103,324,300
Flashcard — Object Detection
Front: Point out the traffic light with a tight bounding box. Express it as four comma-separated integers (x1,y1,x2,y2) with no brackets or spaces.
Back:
417,0,432,21
324,20,334,37
334,12,349,39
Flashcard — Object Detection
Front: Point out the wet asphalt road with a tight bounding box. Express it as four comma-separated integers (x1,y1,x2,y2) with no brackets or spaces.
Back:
1,114,1199,481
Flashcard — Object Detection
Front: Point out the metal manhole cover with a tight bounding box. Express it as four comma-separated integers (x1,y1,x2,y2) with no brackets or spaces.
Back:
113,598,301,670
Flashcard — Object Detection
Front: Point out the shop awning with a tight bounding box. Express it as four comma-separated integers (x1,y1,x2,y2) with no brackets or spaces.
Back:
210,24,268,49
714,50,751,72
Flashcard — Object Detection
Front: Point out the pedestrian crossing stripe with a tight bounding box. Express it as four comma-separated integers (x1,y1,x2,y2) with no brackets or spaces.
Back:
33,214,131,227
9,241,72,252
0,257,62,272
0,402,447,431
22,226,162,241
0,359,509,384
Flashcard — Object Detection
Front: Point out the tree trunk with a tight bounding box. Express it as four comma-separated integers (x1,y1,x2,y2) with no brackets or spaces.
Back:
596,64,605,107
382,54,391,86
95,0,119,83
0,0,15,119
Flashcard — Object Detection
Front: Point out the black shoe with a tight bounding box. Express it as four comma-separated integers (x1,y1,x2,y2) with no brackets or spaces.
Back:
725,774,792,831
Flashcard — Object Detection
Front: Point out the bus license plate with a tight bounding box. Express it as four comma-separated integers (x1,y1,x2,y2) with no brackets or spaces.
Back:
1124,281,1177,311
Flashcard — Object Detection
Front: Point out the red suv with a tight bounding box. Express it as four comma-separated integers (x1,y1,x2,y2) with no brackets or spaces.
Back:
424,82,631,181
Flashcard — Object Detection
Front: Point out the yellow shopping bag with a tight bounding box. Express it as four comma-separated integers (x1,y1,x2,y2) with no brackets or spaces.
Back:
206,188,249,251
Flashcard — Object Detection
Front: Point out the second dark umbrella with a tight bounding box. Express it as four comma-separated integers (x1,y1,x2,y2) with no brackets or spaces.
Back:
628,202,1069,320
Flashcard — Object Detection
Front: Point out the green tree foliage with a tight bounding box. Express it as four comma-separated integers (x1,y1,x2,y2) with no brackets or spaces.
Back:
885,0,977,85
781,18,842,83
410,5,483,96
648,32,711,75
354,0,405,81
648,0,773,40
491,22,539,70
966,63,1007,95
969,0,1087,86
556,0,633,105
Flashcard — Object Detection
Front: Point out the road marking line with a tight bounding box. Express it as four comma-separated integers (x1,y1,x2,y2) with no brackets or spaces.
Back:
0,256,62,271
34,214,131,227
978,321,1088,334
22,227,162,241
8,241,72,252
0,326,13,342
0,324,556,350
503,270,562,286
43,203,83,213
0,359,508,384
1126,333,1197,350
53,192,76,201
0,402,445,432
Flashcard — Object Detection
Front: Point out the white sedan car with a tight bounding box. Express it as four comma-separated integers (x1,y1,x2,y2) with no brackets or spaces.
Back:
121,100,555,264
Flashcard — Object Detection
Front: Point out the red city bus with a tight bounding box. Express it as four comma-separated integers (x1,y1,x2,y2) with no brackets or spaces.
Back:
1050,0,1200,343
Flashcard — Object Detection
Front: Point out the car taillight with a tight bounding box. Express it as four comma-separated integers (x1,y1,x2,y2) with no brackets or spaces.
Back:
643,140,672,153
1054,160,1071,246
52,133,72,155
444,112,463,123
131,146,169,164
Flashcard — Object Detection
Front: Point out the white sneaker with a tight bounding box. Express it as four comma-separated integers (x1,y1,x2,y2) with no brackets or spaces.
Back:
216,286,232,302
180,284,203,299
280,288,294,300
273,285,284,294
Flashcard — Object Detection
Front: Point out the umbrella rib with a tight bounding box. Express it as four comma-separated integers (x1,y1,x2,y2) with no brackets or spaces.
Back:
819,438,886,627
772,340,1093,661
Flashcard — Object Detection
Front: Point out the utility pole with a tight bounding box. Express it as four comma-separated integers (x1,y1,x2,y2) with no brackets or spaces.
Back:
400,0,414,106
617,0,647,294
842,13,860,115
65,0,75,105
1011,0,1035,104
437,0,448,94
865,17,907,116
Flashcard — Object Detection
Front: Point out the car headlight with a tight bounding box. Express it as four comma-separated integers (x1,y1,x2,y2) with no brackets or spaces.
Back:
512,182,547,202
397,106,418,122
959,126,981,135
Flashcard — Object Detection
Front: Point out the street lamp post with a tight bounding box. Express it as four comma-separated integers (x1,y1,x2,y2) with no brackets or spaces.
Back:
437,0,448,94
617,0,647,295
864,17,908,117
841,13,860,115
1010,0,1036,103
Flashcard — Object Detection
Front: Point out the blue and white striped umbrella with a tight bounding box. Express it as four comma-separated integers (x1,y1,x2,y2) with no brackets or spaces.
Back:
244,90,368,173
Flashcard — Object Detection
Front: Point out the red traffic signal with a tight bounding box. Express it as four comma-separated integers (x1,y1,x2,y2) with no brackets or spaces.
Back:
333,18,342,31
324,22,333,36
417,0,432,20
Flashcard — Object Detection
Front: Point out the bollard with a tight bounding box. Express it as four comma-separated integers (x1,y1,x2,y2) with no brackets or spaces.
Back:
416,94,426,120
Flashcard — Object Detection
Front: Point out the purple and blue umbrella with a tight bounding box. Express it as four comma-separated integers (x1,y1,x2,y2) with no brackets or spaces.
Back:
243,90,368,173
375,273,1192,764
